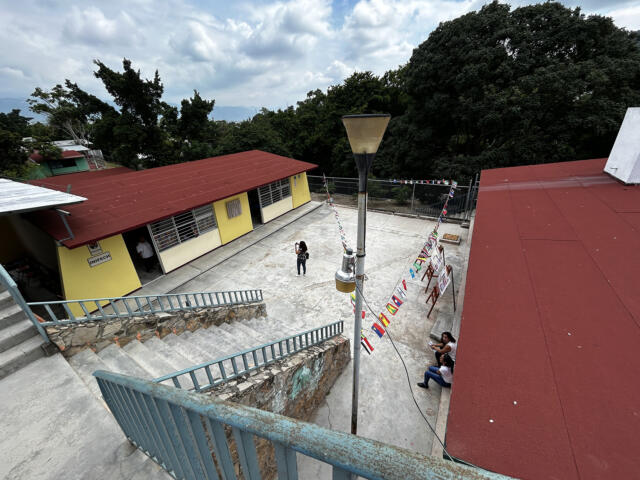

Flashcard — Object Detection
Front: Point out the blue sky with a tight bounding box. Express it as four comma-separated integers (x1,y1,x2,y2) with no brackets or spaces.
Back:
0,0,639,111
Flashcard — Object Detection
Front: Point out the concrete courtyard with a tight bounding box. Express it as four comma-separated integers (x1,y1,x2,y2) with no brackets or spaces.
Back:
164,201,471,469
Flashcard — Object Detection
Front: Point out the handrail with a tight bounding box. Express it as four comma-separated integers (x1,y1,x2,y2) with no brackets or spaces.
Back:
0,264,49,343
28,289,263,326
95,370,511,480
153,320,344,391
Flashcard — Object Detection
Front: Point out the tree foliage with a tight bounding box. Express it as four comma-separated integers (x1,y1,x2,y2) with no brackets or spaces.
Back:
391,1,640,179
23,3,640,179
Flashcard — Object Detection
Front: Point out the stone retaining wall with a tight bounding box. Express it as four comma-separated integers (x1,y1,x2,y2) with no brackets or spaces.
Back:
205,335,351,479
45,303,267,357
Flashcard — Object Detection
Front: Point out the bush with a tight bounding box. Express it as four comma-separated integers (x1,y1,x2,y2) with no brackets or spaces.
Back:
394,186,411,205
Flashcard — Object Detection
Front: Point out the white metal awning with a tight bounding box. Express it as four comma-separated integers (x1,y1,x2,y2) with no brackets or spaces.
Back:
0,178,87,215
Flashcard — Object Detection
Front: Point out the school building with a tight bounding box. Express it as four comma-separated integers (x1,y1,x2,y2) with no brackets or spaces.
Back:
1,150,315,315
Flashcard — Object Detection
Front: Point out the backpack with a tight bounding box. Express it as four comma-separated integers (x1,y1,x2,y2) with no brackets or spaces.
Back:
305,252,310,259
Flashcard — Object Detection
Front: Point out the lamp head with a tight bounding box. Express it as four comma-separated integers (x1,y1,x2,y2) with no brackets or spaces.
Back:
341,114,391,155
335,248,356,293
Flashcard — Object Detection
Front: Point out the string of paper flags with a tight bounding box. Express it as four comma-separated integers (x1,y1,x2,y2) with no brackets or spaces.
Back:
359,181,458,355
391,179,457,186
323,174,349,251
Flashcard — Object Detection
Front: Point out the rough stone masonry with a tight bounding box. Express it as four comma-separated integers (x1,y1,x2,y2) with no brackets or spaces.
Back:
45,303,267,357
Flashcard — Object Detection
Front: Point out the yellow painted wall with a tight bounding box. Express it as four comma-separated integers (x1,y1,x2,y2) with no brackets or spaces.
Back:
158,228,222,272
58,234,141,316
261,196,293,223
0,216,25,263
290,172,311,208
214,193,253,244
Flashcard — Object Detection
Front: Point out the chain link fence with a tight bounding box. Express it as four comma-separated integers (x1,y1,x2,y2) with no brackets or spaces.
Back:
308,175,478,223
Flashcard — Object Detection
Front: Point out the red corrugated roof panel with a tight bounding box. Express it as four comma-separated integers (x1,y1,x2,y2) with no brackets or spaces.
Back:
28,150,317,248
446,158,640,479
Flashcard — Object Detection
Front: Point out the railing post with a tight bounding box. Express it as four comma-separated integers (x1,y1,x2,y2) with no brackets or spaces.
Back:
0,264,49,342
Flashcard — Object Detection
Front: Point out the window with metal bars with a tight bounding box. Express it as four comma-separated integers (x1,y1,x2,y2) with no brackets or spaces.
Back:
257,178,291,207
149,205,217,251
225,198,242,218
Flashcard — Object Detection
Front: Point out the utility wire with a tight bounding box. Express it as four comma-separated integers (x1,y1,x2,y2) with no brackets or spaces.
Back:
354,283,454,461
355,283,483,471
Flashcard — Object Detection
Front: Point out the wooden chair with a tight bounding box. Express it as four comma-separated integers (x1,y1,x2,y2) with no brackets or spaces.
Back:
426,285,440,318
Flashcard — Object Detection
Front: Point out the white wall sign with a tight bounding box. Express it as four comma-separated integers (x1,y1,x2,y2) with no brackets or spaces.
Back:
87,251,112,267
438,269,451,294
431,251,443,273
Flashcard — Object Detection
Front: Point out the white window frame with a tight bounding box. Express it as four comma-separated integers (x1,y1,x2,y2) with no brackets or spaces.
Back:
258,178,291,208
149,205,217,252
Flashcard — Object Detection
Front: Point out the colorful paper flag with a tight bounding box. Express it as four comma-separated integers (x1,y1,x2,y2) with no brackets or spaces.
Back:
452,180,458,187
396,287,406,299
379,312,390,327
402,279,407,290
442,209,447,216
361,333,374,354
391,295,403,307
386,303,398,315
372,323,385,338
409,269,415,279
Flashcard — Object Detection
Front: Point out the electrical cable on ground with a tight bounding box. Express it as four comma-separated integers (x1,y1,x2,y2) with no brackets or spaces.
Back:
355,283,483,471
354,284,454,461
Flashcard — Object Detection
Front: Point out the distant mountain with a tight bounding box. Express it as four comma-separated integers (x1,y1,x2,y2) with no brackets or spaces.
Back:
0,98,46,122
212,105,257,122
0,97,257,123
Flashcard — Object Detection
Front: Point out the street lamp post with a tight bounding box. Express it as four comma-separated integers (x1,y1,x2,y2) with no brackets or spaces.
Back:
339,114,390,435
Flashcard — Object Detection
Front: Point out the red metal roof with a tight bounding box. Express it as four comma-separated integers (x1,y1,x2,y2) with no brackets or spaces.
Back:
29,150,86,162
446,158,640,479
28,150,317,248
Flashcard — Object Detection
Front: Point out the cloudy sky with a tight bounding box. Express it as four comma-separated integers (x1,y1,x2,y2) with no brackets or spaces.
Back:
1,0,639,112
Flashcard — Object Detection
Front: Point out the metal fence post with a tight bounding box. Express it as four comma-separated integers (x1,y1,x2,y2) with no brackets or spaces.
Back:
410,183,416,214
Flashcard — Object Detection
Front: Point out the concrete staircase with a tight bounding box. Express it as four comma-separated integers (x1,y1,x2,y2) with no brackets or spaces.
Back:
1,313,320,479
0,284,47,380
69,315,314,402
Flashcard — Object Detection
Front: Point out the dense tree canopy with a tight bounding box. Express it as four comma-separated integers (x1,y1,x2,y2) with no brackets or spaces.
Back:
10,2,640,181
391,1,640,179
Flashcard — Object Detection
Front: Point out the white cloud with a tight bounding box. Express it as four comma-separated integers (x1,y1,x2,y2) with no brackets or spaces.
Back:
607,4,640,29
0,0,638,111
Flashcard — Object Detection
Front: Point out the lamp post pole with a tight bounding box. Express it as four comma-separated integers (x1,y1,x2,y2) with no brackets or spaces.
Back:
351,152,373,435
339,113,390,437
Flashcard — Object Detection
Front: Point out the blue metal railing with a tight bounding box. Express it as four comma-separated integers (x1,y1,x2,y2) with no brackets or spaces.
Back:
0,264,49,342
153,320,344,392
27,289,263,326
95,370,510,480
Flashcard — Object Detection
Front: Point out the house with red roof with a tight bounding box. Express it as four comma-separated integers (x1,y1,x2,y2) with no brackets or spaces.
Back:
2,150,316,315
29,149,90,177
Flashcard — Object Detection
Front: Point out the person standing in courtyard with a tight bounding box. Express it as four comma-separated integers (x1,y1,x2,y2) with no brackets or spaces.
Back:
295,241,308,276
417,354,454,389
136,236,156,272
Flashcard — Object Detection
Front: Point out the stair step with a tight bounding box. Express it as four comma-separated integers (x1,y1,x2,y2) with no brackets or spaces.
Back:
0,319,36,353
141,336,197,390
219,322,262,347
142,336,194,371
0,290,13,310
158,334,211,388
0,335,45,380
68,348,111,400
97,344,150,379
201,325,245,351
161,333,210,365
187,330,227,359
0,303,27,328
122,340,182,379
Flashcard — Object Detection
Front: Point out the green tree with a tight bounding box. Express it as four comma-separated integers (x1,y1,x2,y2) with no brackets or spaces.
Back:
393,1,640,180
28,81,113,144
